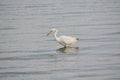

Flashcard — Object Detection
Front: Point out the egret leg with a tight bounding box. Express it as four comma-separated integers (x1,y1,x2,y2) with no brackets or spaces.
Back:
65,45,69,48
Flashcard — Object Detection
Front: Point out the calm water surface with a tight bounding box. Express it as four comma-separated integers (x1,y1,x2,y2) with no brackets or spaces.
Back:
0,0,120,80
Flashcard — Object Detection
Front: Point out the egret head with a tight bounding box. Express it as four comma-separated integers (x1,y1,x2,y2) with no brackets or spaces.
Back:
47,28,57,36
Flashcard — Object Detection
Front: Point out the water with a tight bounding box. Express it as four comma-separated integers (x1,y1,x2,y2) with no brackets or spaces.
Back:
0,0,120,80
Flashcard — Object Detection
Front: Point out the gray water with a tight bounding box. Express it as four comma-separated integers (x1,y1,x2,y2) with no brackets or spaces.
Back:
0,0,120,80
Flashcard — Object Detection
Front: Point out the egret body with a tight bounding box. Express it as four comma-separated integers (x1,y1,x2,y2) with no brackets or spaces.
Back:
47,28,79,47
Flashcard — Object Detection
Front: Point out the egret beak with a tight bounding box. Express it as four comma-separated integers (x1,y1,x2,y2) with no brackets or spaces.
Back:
47,30,52,36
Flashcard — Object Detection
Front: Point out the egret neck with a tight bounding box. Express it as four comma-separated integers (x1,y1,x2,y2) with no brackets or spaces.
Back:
54,30,59,42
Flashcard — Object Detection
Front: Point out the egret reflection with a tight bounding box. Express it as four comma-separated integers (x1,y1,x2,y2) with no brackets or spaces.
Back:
57,47,79,53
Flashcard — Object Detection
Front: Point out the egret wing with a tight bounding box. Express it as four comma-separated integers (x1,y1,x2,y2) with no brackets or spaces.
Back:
59,36,78,45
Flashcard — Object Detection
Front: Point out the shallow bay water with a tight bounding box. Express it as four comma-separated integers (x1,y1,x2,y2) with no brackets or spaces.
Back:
0,0,120,80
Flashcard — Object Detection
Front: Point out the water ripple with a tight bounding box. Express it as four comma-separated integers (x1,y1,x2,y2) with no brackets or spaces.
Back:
0,0,120,80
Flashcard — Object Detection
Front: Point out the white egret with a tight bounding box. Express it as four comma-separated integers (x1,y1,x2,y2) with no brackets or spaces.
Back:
47,28,79,47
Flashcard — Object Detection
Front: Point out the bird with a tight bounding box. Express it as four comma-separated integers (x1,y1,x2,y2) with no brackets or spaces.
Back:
47,28,79,48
